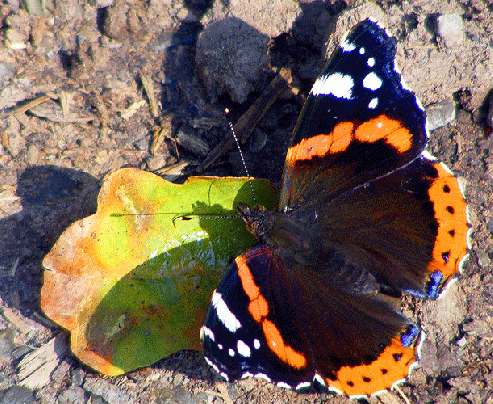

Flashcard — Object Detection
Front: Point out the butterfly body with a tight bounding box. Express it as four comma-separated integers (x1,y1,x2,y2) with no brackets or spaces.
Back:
201,19,470,396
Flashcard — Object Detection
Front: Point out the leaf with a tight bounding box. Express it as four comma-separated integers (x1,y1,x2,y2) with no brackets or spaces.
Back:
41,168,278,376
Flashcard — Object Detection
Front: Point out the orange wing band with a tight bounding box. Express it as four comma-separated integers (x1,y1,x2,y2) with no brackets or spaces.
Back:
286,114,413,163
327,335,416,396
236,255,307,369
427,162,469,279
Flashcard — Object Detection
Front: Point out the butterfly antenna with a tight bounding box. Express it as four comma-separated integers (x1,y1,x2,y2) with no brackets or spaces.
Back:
172,213,240,226
226,109,258,207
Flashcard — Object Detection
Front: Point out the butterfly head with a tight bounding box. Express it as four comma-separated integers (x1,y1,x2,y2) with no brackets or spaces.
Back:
236,203,272,241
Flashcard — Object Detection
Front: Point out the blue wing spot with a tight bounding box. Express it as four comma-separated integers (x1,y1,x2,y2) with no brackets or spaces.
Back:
401,325,419,348
426,270,444,299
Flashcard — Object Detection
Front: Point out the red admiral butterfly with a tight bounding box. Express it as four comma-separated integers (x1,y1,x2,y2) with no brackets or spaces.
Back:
201,19,470,396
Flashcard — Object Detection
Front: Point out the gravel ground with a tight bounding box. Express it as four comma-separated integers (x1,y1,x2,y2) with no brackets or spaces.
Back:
1,0,493,403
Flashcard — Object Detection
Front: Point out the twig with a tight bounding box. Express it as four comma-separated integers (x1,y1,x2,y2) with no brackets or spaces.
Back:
13,95,51,117
140,73,159,118
394,385,412,404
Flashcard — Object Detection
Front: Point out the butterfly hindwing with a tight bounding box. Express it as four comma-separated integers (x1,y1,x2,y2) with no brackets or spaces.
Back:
293,154,469,298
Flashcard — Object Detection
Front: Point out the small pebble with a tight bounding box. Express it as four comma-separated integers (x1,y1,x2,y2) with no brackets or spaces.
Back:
249,128,268,152
0,329,15,360
26,144,40,165
455,336,468,347
77,138,92,148
23,0,42,15
0,63,16,89
173,373,184,385
58,387,86,404
195,18,270,103
96,0,114,6
437,14,464,47
426,99,456,131
71,368,85,387
176,130,210,157
4,117,25,157
6,28,28,50
0,386,36,404
132,137,149,151
486,217,493,234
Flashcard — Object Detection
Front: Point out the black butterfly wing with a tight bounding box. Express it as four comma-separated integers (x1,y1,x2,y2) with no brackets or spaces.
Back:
202,244,417,395
202,246,312,387
289,155,469,298
281,19,427,210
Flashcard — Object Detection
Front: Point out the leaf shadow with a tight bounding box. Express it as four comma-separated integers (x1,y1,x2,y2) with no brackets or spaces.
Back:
0,165,99,314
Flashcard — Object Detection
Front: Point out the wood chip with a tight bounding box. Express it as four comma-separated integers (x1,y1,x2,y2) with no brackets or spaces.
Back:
27,99,94,123
155,160,192,182
59,90,73,118
204,383,234,404
150,113,173,155
191,116,222,130
89,87,109,127
0,184,20,204
120,100,146,120
140,73,159,118
13,94,51,117
176,130,210,157
18,333,68,390
3,307,34,334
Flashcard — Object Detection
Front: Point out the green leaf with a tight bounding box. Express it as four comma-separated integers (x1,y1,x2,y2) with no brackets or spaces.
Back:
41,168,278,375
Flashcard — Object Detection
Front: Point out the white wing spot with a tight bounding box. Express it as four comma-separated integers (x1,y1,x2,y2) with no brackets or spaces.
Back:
312,73,354,99
220,372,229,381
421,150,436,162
237,340,251,357
313,373,326,386
228,348,235,357
363,72,383,90
296,381,311,390
211,291,242,332
204,357,219,373
367,57,375,67
340,39,356,52
368,97,379,109
359,47,365,54
254,373,272,382
200,326,215,342
253,339,260,349
277,381,292,389
218,344,223,350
